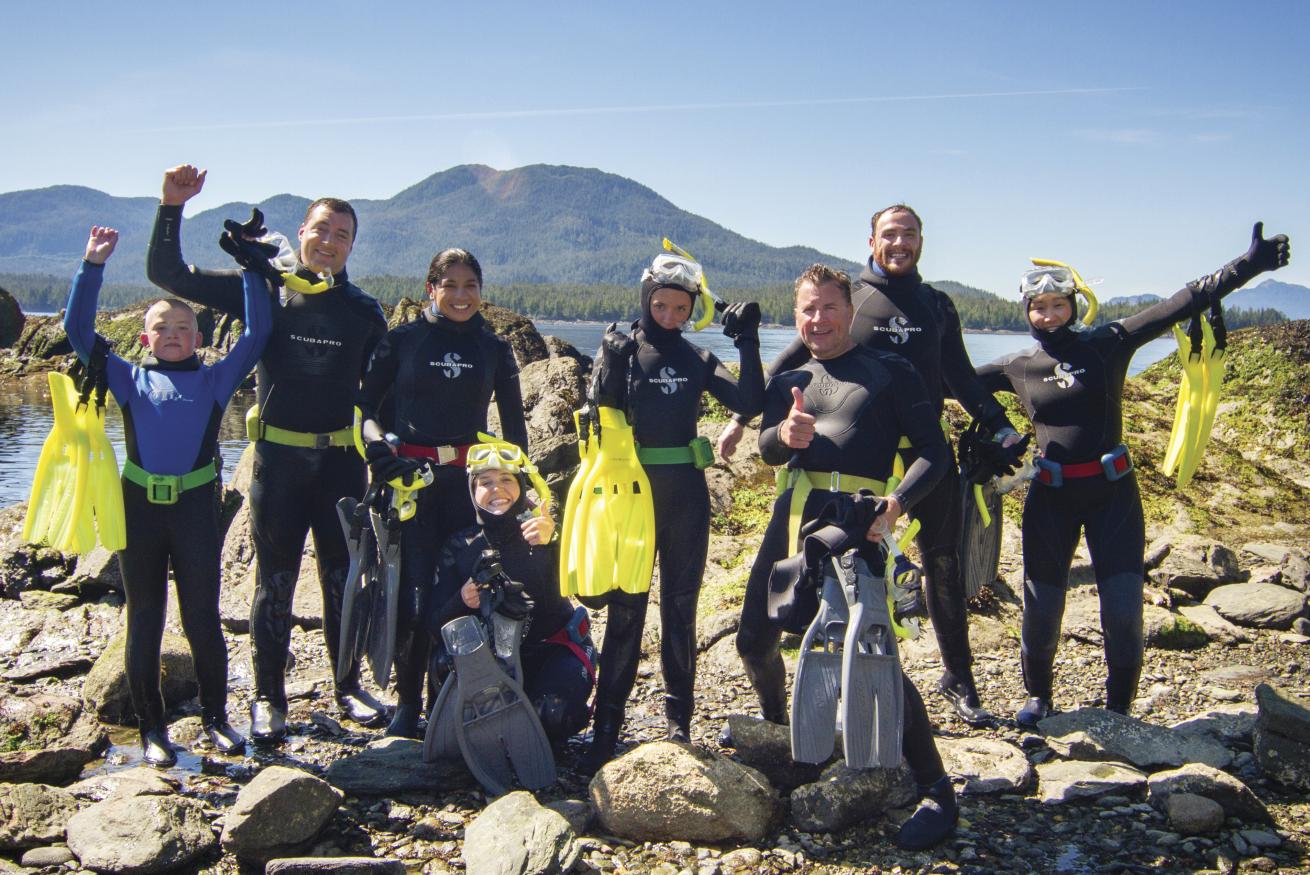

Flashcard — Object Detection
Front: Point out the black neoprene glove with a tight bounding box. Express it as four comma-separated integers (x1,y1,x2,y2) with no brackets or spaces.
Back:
1244,222,1291,275
721,301,761,346
219,208,285,286
365,440,422,484
593,322,636,407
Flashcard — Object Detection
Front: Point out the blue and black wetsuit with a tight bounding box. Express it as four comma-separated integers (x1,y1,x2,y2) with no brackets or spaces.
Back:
357,309,528,716
432,515,593,742
65,260,269,733
147,205,386,714
739,262,1015,706
976,245,1282,713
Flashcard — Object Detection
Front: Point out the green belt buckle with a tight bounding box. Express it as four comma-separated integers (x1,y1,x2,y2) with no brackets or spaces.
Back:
146,474,180,505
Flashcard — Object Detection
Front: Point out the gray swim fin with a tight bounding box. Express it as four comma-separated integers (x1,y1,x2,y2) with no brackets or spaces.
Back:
440,614,556,796
422,673,461,762
366,506,401,690
335,495,377,686
790,573,847,764
839,552,903,770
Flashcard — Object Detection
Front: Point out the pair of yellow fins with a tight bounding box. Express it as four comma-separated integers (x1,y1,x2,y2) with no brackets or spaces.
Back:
1160,303,1227,489
559,405,655,598
23,370,125,555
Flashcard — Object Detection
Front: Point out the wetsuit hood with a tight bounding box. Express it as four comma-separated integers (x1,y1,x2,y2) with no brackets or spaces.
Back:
140,353,201,371
1026,295,1082,347
469,471,531,546
638,278,693,347
859,259,924,296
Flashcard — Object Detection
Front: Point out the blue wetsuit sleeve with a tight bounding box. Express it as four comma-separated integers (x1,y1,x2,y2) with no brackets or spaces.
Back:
494,343,529,451
732,334,809,425
63,261,103,363
210,271,273,403
705,345,765,419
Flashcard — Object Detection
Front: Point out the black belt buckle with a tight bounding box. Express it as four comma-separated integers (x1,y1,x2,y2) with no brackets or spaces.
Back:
313,433,332,449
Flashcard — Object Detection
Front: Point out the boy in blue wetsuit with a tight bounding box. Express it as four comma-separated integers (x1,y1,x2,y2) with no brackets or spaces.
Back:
65,225,271,766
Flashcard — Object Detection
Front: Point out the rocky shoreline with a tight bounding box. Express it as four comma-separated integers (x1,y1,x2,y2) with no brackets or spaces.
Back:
1,304,1308,874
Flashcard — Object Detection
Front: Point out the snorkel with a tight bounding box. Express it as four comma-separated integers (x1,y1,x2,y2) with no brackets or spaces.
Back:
660,238,722,332
1021,258,1099,343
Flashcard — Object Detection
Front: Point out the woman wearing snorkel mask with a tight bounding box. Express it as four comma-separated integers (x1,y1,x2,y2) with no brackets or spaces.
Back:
579,252,765,774
357,248,529,738
975,224,1290,728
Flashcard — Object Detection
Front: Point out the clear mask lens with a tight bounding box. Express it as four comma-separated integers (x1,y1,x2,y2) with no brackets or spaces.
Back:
642,254,703,293
1020,267,1076,298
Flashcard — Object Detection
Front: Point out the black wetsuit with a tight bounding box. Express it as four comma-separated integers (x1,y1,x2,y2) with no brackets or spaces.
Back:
739,263,1013,692
357,310,527,711
735,343,949,787
147,205,387,710
66,261,269,731
592,317,764,738
976,254,1274,711
432,517,593,741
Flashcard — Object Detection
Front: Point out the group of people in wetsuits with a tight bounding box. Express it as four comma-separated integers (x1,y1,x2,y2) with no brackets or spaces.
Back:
64,161,1290,852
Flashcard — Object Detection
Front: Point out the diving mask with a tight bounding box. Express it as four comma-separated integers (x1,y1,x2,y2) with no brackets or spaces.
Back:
1020,266,1076,298
642,253,703,295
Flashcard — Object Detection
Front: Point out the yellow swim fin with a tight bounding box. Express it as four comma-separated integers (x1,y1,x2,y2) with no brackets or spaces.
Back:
1160,317,1206,485
1178,304,1228,488
559,409,595,597
23,372,95,554
83,399,125,552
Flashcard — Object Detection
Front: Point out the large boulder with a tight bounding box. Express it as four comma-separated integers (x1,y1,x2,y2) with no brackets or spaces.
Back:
0,286,23,348
66,794,217,874
462,790,580,875
220,765,342,861
0,783,80,850
1204,582,1306,630
1039,708,1232,770
936,737,1033,795
719,714,823,792
1035,761,1148,803
1253,683,1310,791
1148,537,1242,598
590,741,779,843
1176,604,1252,645
0,693,108,784
68,767,179,803
324,737,471,796
1147,763,1269,823
81,630,199,724
787,762,915,833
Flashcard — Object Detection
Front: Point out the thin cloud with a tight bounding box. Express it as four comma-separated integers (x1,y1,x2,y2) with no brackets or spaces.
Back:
128,86,1143,134
1075,128,1160,145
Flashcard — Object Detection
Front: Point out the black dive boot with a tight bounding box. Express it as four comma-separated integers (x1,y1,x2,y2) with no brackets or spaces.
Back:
578,592,648,776
740,651,789,725
897,775,959,851
324,567,387,726
578,703,623,777
1016,649,1056,729
203,714,246,755
938,668,993,727
387,703,423,739
1105,663,1142,715
140,724,177,768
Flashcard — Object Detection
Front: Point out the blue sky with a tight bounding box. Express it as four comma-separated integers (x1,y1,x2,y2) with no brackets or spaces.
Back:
4,1,1306,296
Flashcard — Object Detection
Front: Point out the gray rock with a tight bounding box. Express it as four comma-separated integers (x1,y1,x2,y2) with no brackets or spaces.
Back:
220,765,342,860
1253,725,1310,791
719,714,822,792
1294,617,1310,636
590,741,779,842
1039,708,1232,770
1254,682,1310,740
0,783,80,850
788,761,915,832
1204,583,1306,630
81,630,199,725
542,799,592,835
70,546,123,595
19,589,79,611
696,610,738,653
4,650,93,683
1198,663,1273,688
1144,606,1209,649
324,737,471,795
1035,761,1148,803
937,737,1033,794
1170,705,1257,746
1166,793,1225,835
1240,829,1281,849
1242,542,1293,565
1247,565,1285,586
66,794,216,874
1149,539,1242,598
0,694,108,785
20,844,75,866
1177,605,1252,646
265,859,405,874
68,767,179,802
463,791,580,875
1147,763,1269,823
1281,553,1310,592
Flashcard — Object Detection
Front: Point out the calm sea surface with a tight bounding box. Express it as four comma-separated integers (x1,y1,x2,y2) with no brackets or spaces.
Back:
0,323,1174,508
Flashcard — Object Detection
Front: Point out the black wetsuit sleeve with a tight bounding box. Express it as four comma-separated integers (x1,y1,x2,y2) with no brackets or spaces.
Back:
757,374,800,466
1116,249,1268,350
973,358,1016,395
357,329,401,425
493,344,529,450
732,335,810,425
146,204,245,318
704,344,765,419
936,294,1013,433
887,359,948,510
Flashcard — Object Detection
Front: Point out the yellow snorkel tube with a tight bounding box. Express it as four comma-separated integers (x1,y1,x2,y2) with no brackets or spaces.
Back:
662,237,721,332
1030,258,1098,326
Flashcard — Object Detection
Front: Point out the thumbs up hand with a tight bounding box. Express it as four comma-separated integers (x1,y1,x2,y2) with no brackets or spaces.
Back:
779,386,817,449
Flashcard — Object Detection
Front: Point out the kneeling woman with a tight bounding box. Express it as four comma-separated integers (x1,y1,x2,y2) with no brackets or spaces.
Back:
432,442,595,741
976,224,1290,726
357,249,528,737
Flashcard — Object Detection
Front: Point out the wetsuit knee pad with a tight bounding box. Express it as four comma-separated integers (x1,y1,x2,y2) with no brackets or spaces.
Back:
1098,573,1144,666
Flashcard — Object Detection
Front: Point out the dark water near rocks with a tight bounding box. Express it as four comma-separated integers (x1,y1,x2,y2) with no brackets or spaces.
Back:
0,324,1174,508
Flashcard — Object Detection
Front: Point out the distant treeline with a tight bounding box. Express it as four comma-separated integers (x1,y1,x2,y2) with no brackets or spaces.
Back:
2,272,1287,331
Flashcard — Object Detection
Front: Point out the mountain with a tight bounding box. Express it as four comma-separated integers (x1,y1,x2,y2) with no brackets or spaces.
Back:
1226,279,1310,320
0,165,861,287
